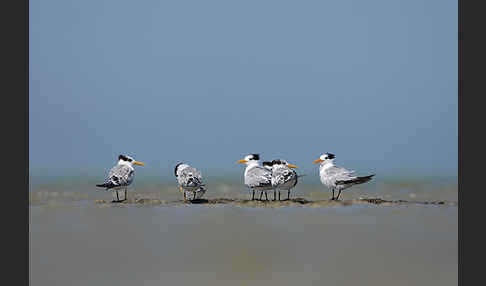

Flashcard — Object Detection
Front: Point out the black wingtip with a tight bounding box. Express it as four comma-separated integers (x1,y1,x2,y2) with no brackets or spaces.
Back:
96,182,115,189
357,174,375,182
335,174,375,186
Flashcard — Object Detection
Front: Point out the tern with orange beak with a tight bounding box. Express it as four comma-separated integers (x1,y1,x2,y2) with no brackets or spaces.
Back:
236,154,273,201
269,159,300,201
96,154,144,202
313,153,374,200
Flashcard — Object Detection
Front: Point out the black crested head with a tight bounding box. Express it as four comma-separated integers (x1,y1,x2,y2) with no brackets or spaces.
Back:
118,154,129,161
250,154,260,160
262,161,273,167
174,162,184,177
325,153,336,159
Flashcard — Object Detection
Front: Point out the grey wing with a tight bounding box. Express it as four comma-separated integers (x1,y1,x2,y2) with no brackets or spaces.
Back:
192,168,203,184
108,165,134,187
179,167,204,187
246,167,272,187
273,168,295,186
326,166,356,182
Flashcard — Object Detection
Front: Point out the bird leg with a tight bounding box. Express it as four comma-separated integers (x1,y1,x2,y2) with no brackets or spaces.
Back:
252,189,255,201
259,191,264,201
331,189,335,200
180,186,187,201
264,191,268,201
273,190,277,201
193,192,196,200
278,191,281,201
180,186,189,201
336,190,342,200
287,190,290,200
124,188,127,201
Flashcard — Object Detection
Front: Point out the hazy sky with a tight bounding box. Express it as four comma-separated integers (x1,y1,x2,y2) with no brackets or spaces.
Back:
30,0,457,177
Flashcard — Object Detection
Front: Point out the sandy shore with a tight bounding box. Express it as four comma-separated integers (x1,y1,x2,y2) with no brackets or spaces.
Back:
93,197,457,207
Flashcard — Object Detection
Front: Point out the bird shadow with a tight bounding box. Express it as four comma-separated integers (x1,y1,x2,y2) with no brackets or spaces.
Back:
186,199,209,204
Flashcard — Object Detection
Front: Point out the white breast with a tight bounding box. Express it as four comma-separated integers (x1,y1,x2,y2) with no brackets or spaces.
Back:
319,164,335,188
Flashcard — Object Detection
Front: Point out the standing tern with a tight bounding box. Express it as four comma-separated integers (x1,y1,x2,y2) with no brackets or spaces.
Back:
269,159,299,201
96,154,144,202
313,153,374,200
236,154,273,201
174,163,206,201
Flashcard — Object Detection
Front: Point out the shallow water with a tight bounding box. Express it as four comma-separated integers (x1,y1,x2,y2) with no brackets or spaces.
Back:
29,178,457,286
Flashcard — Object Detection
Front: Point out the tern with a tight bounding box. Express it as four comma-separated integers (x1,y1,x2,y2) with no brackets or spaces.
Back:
236,154,273,201
313,153,374,200
96,154,144,202
269,159,299,201
174,163,206,201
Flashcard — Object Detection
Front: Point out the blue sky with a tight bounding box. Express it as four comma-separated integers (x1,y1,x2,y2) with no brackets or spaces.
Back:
30,0,457,177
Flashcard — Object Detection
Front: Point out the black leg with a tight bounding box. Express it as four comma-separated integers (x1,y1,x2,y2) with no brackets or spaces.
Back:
278,191,281,201
287,190,290,200
116,190,119,202
259,191,263,200
331,189,335,200
252,190,255,201
265,191,268,201
336,190,342,200
125,188,127,201
273,190,276,201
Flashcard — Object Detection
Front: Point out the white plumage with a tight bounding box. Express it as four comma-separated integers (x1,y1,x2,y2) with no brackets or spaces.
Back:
174,163,206,200
269,159,299,201
314,153,374,200
237,154,273,200
96,154,144,202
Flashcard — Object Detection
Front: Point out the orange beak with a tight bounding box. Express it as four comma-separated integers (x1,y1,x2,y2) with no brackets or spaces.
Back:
287,164,299,168
236,159,248,164
133,161,145,166
312,159,324,164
